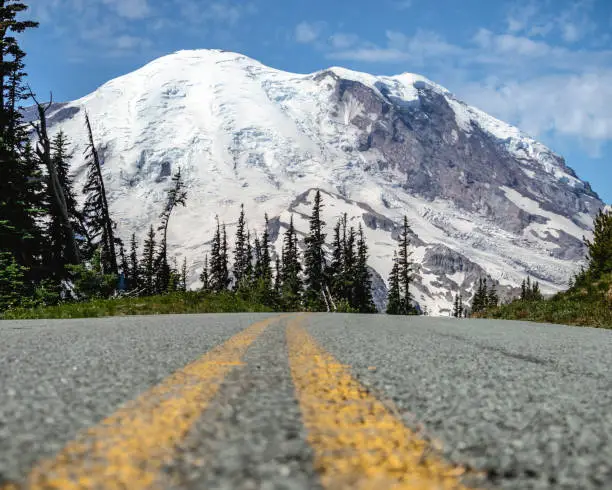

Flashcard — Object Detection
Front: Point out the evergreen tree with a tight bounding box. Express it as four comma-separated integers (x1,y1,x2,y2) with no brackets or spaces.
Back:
82,112,118,276
260,214,272,288
118,243,129,291
584,208,612,278
303,190,327,310
141,225,156,296
0,251,27,311
180,257,188,292
343,223,357,307
155,167,187,293
200,254,210,292
281,215,302,310
31,105,81,277
386,252,401,315
397,216,415,314
128,233,139,291
233,204,248,290
353,224,376,313
488,283,499,308
472,278,485,313
0,3,41,275
209,217,229,292
458,294,464,318
453,294,460,318
243,229,254,290
327,218,344,301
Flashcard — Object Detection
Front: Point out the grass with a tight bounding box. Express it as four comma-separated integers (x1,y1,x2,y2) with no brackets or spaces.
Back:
478,273,612,329
0,291,273,320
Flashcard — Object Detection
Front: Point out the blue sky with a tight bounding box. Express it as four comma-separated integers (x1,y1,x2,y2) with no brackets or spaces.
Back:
23,0,612,203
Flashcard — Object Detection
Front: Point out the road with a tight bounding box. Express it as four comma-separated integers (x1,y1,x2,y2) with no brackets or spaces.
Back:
0,313,611,489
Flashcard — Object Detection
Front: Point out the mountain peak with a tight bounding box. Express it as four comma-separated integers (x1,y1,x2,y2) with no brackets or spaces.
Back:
39,51,603,314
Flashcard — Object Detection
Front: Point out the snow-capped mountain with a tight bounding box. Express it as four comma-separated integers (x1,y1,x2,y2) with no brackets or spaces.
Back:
34,49,605,315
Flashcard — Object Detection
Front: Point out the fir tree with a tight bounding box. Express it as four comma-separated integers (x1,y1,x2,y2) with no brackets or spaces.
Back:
200,254,210,292
141,225,156,296
209,217,229,292
0,3,41,274
327,218,344,301
488,283,499,308
453,294,460,318
180,257,188,292
398,216,415,314
233,204,248,290
82,112,118,276
31,102,81,276
303,190,327,310
584,208,612,278
128,233,139,291
155,167,187,293
119,243,129,291
0,251,27,311
343,223,357,307
386,252,401,315
281,215,302,310
353,224,376,313
243,229,254,290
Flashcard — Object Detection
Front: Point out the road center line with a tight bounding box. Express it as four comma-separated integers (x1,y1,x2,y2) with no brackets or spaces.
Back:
286,317,477,490
19,315,288,490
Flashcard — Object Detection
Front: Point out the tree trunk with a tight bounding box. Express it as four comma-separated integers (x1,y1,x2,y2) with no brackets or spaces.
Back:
34,100,81,266
85,112,118,275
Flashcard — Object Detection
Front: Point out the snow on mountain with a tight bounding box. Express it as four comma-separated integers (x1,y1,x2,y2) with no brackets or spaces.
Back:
37,49,605,315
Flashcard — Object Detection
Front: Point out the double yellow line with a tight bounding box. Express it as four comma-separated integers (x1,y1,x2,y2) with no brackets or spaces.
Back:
9,314,477,490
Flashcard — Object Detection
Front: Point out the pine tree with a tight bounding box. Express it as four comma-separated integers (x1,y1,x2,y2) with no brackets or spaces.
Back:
453,294,460,318
488,283,498,308
260,214,272,289
0,251,27,311
303,190,327,310
386,252,401,315
180,257,188,292
458,294,464,318
397,216,415,314
82,112,118,276
233,204,248,290
0,3,41,276
584,208,612,278
141,225,156,296
31,103,81,277
128,233,139,292
343,223,357,308
281,215,302,310
353,224,376,313
118,243,129,291
209,217,229,292
200,254,210,292
243,229,254,290
327,218,344,301
155,167,187,293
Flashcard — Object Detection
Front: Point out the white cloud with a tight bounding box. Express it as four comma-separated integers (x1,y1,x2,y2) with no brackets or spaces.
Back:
457,71,612,155
178,1,256,25
295,21,324,44
329,33,359,50
101,0,151,19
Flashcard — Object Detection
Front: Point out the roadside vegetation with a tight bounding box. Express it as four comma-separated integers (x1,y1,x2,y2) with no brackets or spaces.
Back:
476,209,612,329
1,291,272,320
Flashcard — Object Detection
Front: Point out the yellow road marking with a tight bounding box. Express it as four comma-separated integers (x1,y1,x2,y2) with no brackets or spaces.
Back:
21,315,288,490
286,317,477,490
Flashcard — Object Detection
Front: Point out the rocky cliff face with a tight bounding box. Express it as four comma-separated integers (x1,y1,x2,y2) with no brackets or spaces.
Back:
29,49,605,314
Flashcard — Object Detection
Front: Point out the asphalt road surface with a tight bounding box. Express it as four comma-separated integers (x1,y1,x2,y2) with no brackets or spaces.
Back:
1,313,611,489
